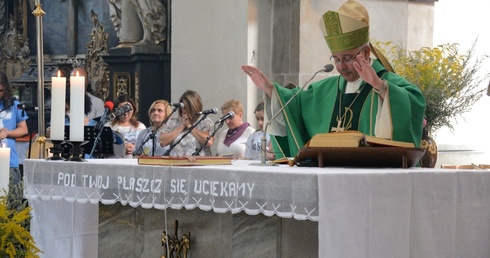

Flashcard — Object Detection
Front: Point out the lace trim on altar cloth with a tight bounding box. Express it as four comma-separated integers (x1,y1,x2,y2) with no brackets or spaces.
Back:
23,159,320,222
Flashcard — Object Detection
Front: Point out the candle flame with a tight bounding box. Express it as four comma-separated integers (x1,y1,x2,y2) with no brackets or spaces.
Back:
76,71,79,77
58,70,61,77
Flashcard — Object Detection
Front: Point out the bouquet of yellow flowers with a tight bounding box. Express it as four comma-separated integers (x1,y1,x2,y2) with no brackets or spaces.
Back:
376,40,489,135
0,185,41,258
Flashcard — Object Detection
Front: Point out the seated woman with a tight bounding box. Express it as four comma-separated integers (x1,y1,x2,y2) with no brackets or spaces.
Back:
215,99,254,159
159,90,214,156
106,94,146,158
65,91,96,126
134,99,172,156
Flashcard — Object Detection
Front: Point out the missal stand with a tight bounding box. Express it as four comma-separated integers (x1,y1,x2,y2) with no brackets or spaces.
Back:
293,146,425,168
85,126,115,159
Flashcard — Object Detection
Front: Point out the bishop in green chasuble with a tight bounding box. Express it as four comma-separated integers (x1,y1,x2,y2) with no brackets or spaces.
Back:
268,59,426,157
243,0,426,158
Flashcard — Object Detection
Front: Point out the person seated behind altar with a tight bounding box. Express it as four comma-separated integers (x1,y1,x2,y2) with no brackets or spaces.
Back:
215,99,255,159
105,94,146,158
159,90,214,156
133,99,172,157
244,102,276,161
70,67,105,120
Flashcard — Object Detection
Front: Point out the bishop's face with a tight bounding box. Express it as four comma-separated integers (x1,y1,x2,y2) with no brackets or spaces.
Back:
331,46,368,82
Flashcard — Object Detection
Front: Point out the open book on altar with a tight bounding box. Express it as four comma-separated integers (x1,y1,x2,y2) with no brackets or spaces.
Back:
307,130,415,148
138,156,233,166
293,131,423,168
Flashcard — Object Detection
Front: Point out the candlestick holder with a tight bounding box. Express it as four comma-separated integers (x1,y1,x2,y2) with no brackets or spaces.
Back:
67,141,87,162
46,140,66,161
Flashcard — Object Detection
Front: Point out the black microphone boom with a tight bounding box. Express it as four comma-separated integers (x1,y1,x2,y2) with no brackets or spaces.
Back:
216,111,235,124
169,102,184,108
196,108,218,115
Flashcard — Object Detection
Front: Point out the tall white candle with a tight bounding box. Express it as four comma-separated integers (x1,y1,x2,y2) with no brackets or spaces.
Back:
50,71,66,141
70,72,85,142
0,146,10,196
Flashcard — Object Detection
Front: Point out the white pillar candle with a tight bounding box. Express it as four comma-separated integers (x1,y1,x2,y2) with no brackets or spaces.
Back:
50,71,66,141
0,146,10,195
70,72,85,142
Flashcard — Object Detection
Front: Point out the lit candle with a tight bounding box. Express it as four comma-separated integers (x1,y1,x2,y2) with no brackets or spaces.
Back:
70,71,85,142
0,145,10,195
50,70,66,141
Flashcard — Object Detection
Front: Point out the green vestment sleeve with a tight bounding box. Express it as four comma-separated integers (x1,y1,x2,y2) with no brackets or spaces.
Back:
271,60,426,158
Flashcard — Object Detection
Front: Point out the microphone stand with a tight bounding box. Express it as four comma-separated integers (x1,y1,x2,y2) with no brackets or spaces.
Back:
134,107,179,156
192,121,224,156
163,114,208,156
89,111,110,159
251,66,331,166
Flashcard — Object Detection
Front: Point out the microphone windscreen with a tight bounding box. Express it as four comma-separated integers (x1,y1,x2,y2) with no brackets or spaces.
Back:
324,64,335,73
104,101,114,111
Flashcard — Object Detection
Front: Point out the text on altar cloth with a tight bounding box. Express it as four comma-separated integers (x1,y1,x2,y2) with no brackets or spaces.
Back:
171,179,255,197
56,173,255,197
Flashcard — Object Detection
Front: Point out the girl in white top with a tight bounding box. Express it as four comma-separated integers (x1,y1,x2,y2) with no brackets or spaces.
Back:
245,102,275,160
107,94,146,158
216,99,255,159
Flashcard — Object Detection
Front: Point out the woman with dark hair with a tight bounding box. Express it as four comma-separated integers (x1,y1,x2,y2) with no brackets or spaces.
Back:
64,90,94,125
159,90,214,156
0,71,28,188
107,94,146,158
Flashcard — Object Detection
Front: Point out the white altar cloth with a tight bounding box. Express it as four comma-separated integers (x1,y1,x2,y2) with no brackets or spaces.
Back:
24,159,490,258
24,159,318,258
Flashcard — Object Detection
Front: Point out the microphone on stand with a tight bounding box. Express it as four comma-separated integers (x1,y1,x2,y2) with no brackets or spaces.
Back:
215,111,235,124
193,111,235,156
169,102,184,108
90,101,115,159
95,101,114,132
133,102,184,156
196,108,218,115
164,109,214,156
251,64,334,166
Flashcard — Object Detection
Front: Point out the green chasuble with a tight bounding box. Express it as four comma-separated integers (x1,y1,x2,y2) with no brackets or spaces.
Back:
271,59,426,158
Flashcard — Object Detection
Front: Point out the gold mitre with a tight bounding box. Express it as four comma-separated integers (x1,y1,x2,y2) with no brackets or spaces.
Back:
319,0,370,53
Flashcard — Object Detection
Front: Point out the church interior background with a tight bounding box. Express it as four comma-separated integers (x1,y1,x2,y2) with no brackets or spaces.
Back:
1,0,488,168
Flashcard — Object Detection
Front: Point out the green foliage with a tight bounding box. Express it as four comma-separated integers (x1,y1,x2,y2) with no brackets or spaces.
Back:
0,184,41,258
375,40,489,134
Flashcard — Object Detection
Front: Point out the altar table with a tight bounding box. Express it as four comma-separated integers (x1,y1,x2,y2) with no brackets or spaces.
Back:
23,159,490,258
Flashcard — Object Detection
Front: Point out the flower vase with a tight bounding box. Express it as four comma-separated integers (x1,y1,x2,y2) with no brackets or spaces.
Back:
420,129,438,168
